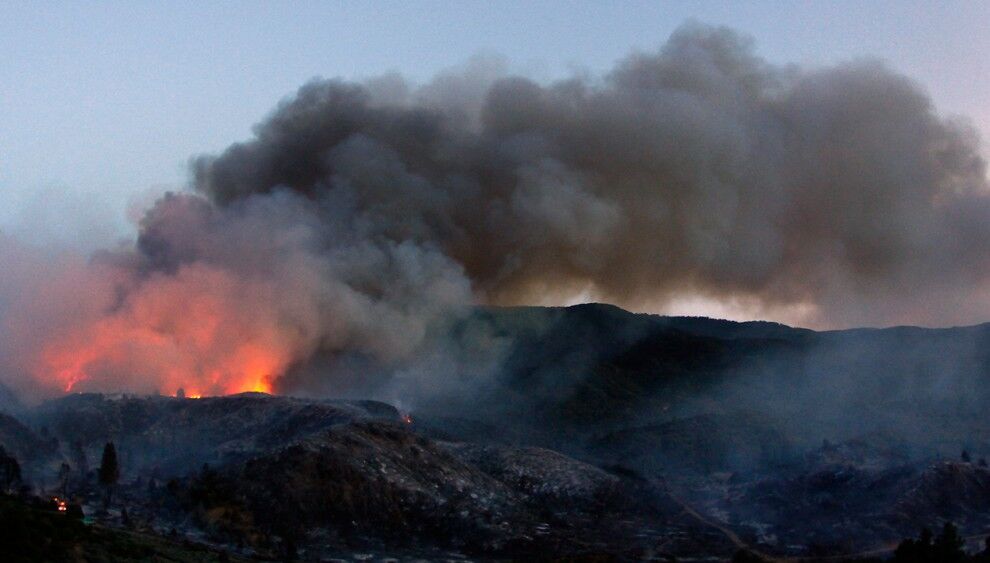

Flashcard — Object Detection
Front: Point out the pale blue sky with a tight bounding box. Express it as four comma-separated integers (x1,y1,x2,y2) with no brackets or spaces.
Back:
1,1,988,246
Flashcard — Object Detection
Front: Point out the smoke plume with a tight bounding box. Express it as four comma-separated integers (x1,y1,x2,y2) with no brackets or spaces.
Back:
195,24,990,326
2,23,989,400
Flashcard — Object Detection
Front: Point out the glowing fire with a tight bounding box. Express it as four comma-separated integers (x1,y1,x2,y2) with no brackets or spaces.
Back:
30,264,290,397
52,497,67,512
402,413,413,425
40,332,277,396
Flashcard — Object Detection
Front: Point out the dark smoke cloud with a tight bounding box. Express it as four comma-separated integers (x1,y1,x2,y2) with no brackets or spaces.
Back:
2,22,989,402
194,23,990,328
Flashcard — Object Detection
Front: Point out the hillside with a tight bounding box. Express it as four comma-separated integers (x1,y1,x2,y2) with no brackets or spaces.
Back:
1,304,990,559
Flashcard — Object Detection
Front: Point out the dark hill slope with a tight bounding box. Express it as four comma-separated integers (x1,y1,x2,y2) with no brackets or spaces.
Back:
434,304,990,457
27,393,400,476
164,419,709,560
0,412,54,465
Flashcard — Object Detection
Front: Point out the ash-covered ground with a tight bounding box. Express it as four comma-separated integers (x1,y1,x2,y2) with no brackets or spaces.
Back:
6,304,990,561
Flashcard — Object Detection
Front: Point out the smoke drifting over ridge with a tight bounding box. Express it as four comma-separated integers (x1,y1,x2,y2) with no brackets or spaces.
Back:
194,24,990,326
1,23,989,400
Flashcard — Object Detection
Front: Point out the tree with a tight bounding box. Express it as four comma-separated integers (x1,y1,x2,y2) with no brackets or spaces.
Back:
0,446,21,493
57,462,71,498
962,450,972,463
932,522,965,563
893,524,971,563
98,442,120,508
893,528,933,563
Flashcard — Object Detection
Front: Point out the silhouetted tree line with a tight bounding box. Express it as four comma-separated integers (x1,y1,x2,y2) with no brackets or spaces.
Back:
734,523,990,563
889,523,990,563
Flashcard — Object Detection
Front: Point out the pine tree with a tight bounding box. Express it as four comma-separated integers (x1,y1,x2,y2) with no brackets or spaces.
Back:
893,528,933,563
932,522,965,563
98,442,120,508
0,446,20,493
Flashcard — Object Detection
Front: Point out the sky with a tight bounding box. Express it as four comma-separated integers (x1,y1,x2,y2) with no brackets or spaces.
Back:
1,1,988,250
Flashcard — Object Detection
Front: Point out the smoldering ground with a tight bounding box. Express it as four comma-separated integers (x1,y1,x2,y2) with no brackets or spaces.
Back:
1,22,989,403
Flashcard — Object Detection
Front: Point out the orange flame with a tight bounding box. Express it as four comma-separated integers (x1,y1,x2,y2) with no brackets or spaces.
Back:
38,324,279,396
31,264,289,397
52,497,67,512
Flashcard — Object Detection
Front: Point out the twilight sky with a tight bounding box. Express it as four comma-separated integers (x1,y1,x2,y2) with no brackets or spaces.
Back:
1,2,988,279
